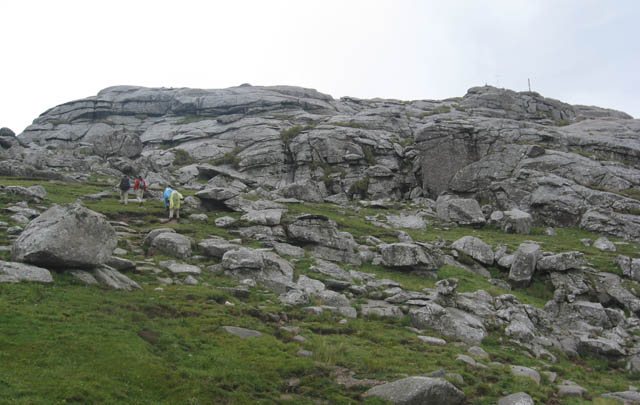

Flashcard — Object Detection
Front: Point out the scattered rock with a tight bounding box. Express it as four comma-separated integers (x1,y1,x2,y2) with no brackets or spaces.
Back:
92,266,141,290
386,214,427,230
417,336,447,345
510,365,541,385
537,251,585,272
163,262,202,274
435,195,486,227
451,235,494,265
0,260,53,283
594,237,616,252
215,216,237,227
410,303,487,344
106,256,136,272
508,243,541,287
222,326,263,339
498,392,534,405
601,391,640,403
362,376,465,405
151,232,192,259
468,346,489,359
558,380,588,398
361,300,404,319
379,242,444,272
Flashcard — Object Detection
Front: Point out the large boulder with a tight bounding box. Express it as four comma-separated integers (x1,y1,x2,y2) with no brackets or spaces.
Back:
451,236,494,265
12,202,117,269
410,303,487,344
286,215,361,265
435,195,486,226
491,209,532,234
361,300,404,319
508,243,541,286
222,248,294,293
221,247,264,270
197,237,239,258
379,242,444,272
280,180,325,203
537,251,585,272
240,209,285,226
4,185,47,200
362,376,465,405
150,232,192,259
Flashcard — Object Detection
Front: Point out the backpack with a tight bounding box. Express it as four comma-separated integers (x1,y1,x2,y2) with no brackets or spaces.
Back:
119,177,130,191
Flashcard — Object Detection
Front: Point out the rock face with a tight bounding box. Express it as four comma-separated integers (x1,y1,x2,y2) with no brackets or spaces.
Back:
12,202,117,269
9,83,640,241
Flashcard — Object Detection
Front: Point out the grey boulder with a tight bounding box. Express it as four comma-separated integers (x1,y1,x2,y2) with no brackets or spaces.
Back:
0,260,53,283
498,392,534,405
410,303,487,344
435,195,485,226
12,202,117,269
451,236,494,265
386,214,427,230
379,243,444,271
222,326,263,339
92,266,141,291
537,251,584,272
362,376,465,405
593,237,616,252
508,243,541,287
491,209,532,234
151,232,192,259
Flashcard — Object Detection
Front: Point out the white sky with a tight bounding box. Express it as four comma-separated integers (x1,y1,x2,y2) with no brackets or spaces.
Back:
1,0,638,134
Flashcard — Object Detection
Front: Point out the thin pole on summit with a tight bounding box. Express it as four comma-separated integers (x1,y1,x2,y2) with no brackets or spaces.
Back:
528,78,531,92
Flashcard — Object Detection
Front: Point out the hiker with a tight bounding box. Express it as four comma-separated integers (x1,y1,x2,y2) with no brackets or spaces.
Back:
168,188,184,220
163,185,173,211
133,175,147,206
119,175,131,205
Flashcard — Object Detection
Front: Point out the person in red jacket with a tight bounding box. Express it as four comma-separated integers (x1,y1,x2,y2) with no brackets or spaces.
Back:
133,175,147,206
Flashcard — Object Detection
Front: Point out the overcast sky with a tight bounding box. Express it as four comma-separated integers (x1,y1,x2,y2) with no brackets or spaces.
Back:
1,0,638,134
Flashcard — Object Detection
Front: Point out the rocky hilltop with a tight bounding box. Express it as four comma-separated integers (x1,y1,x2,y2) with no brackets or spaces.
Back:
2,85,640,403
4,84,640,241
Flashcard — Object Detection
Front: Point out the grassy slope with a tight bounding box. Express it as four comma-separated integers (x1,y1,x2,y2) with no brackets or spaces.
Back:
0,177,638,404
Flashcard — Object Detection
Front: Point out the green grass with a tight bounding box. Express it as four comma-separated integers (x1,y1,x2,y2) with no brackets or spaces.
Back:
417,105,451,118
332,122,366,129
207,146,243,169
280,125,315,149
2,175,640,403
173,149,197,167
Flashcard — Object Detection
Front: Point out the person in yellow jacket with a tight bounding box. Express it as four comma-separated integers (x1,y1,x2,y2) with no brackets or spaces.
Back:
168,189,183,220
